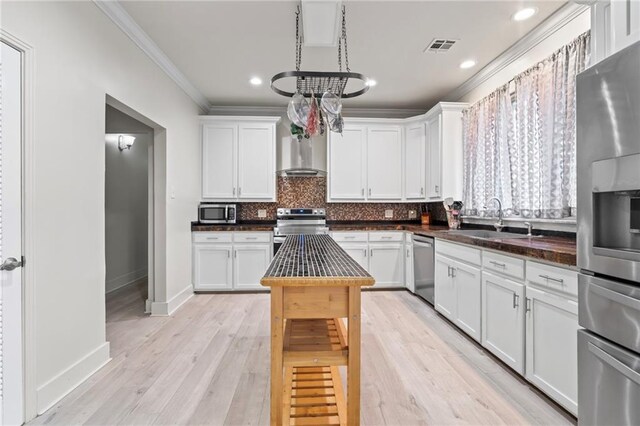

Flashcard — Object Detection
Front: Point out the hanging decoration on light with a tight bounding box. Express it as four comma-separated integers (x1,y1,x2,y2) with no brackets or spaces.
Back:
271,5,370,139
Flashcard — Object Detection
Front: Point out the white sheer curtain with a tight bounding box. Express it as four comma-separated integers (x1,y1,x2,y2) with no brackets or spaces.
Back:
462,31,590,219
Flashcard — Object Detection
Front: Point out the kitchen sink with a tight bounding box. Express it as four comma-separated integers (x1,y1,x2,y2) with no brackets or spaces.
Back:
448,230,539,240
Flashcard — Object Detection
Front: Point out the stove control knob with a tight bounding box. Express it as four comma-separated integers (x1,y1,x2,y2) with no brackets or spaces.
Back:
284,209,290,214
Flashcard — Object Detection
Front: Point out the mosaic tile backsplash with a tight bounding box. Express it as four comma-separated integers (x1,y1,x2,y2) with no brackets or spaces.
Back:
237,177,446,222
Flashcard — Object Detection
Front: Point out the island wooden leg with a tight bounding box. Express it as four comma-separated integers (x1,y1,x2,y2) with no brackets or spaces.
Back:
347,286,361,425
270,286,284,426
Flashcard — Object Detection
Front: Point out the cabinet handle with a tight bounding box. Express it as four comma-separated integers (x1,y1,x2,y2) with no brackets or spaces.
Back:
420,187,424,196
435,185,439,193
206,237,219,240
363,249,367,257
345,236,355,239
234,250,237,258
238,187,242,196
513,293,520,309
370,249,373,257
490,261,506,268
447,266,451,277
539,274,564,284
361,188,364,196
525,297,531,313
244,237,258,240
368,188,372,196
381,236,392,240
406,248,410,258
233,187,236,196
227,250,231,258
451,267,456,278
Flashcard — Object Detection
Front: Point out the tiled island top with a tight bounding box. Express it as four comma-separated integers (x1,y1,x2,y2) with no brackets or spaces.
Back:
260,235,375,287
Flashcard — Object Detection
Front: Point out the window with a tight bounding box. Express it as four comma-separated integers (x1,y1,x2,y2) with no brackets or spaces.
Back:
462,31,590,220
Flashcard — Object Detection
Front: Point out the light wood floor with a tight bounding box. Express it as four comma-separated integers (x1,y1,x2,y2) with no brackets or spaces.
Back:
30,283,575,425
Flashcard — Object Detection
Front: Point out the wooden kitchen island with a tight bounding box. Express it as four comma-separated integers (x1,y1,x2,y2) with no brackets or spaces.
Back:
261,235,374,426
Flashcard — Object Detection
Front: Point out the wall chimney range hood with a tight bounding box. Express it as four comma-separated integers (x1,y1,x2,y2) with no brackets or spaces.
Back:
277,135,327,177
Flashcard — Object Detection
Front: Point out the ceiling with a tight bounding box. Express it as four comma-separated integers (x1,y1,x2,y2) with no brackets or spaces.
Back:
121,1,566,110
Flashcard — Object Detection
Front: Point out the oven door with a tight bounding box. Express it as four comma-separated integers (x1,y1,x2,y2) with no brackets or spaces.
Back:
578,330,640,426
273,236,286,255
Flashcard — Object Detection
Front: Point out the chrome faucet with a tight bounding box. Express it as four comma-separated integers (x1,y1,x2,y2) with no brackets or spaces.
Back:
485,197,504,232
524,221,533,237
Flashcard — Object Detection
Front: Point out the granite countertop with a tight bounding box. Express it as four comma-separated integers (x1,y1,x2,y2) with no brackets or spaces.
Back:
191,221,577,267
260,235,375,287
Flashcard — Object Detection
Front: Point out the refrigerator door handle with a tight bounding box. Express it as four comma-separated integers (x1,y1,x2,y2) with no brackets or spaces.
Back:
591,283,640,311
588,342,640,386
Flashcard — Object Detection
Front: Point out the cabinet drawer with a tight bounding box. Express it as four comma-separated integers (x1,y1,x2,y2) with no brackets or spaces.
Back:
233,232,271,243
369,231,403,242
526,261,578,297
483,250,525,281
332,232,368,242
436,240,481,266
193,232,233,243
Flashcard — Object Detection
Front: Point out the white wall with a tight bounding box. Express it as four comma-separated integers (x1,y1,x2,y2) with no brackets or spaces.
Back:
458,10,591,105
105,106,151,293
2,1,201,416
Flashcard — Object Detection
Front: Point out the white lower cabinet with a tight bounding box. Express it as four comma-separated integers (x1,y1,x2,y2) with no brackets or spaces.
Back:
233,244,271,290
434,255,456,320
193,244,233,291
192,232,272,291
525,285,579,415
404,233,415,293
482,271,525,374
453,260,481,341
369,243,404,287
339,243,369,271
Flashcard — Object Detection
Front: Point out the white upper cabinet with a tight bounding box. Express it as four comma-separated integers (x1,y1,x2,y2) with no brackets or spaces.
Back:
367,126,403,199
404,121,427,200
611,0,640,53
201,116,279,201
328,125,367,200
425,102,467,201
237,124,275,199
202,124,236,199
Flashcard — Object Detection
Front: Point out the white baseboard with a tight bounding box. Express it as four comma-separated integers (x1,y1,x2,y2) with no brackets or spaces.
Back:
105,268,148,294
151,284,193,316
36,342,111,414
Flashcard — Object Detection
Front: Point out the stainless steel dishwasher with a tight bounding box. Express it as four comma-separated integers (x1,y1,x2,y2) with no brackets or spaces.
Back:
412,235,435,304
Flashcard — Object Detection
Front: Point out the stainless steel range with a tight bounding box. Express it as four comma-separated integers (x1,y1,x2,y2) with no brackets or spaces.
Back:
576,40,640,425
273,208,329,254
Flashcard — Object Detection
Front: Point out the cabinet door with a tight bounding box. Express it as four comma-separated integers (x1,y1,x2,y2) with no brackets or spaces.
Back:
482,272,525,374
193,244,233,291
453,260,482,341
202,124,236,199
426,114,442,199
367,126,402,200
405,122,426,200
405,239,414,293
237,123,275,200
337,243,369,271
611,0,640,53
434,255,455,320
525,286,579,415
369,243,404,287
328,126,366,200
234,244,271,290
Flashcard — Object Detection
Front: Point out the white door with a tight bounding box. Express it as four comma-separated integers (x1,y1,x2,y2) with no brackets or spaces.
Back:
434,255,455,320
234,244,271,290
611,0,640,53
202,124,236,199
525,286,579,415
404,122,426,200
453,260,481,341
367,127,402,200
368,243,404,287
0,41,24,426
237,123,274,200
426,114,442,199
328,126,366,200
193,244,233,291
337,243,369,271
482,272,525,374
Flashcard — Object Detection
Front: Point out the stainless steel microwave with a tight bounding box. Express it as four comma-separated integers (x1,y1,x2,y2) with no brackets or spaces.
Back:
198,203,236,224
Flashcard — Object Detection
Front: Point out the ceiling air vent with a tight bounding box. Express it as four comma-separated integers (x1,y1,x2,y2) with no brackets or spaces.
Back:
425,38,457,53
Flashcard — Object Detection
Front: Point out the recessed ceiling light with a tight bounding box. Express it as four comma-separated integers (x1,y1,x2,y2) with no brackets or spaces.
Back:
512,7,537,22
365,79,377,87
459,60,477,69
249,77,262,86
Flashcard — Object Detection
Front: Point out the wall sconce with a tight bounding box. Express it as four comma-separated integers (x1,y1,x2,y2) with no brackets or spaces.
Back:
105,134,136,151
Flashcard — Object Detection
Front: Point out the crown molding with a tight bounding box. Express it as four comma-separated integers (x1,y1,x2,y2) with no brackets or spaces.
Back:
93,0,210,112
446,2,590,102
208,105,427,119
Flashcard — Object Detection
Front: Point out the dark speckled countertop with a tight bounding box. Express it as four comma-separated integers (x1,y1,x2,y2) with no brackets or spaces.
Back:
191,221,577,266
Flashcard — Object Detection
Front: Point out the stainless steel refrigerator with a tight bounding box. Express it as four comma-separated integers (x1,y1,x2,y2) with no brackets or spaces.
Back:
576,40,640,425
